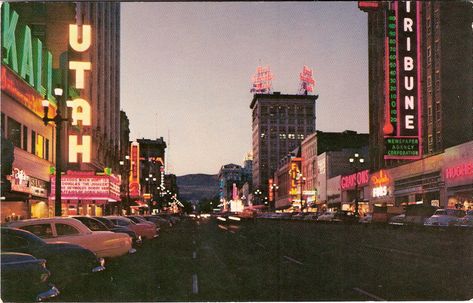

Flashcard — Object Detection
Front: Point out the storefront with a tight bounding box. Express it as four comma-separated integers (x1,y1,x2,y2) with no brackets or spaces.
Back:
340,169,370,215
49,170,121,216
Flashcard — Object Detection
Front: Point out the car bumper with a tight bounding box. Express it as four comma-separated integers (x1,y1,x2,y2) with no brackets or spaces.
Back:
36,284,60,301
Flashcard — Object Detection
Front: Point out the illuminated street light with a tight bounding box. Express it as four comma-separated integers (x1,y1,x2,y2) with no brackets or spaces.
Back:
348,152,365,219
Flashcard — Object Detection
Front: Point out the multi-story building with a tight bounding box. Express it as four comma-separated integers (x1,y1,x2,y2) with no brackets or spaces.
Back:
359,0,473,171
218,163,243,202
250,92,318,193
137,137,167,208
301,133,317,205
273,148,302,210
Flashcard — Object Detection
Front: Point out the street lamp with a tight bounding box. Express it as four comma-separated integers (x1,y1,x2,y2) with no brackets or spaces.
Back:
297,174,306,212
349,152,365,219
254,189,262,205
42,86,71,217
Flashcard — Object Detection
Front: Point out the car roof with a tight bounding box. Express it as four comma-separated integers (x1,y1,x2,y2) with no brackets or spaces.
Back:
6,217,90,232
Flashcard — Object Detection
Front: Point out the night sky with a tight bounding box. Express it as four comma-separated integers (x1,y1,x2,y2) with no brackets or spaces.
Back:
121,2,368,176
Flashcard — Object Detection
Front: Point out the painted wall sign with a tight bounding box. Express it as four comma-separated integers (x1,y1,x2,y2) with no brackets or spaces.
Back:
1,3,56,105
68,24,92,163
384,1,422,160
129,142,141,197
340,169,370,190
50,171,120,201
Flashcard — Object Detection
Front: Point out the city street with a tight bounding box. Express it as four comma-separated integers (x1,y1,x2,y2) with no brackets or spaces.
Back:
58,217,473,302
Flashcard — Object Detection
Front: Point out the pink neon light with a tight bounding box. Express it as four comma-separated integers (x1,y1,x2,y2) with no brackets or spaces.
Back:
250,66,273,93
416,2,423,159
395,1,400,136
383,37,393,135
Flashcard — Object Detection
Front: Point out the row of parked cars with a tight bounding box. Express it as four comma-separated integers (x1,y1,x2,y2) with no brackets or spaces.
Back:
1,213,181,302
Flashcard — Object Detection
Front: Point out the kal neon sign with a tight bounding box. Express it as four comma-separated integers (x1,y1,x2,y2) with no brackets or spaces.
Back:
68,24,92,163
384,1,422,160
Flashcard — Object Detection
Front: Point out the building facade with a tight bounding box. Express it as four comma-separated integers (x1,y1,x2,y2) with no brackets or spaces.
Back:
301,132,317,206
360,1,473,170
218,163,243,202
250,92,318,193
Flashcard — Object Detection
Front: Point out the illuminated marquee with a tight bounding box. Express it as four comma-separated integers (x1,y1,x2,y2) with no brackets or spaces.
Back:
384,1,422,160
445,163,473,180
340,170,369,191
68,24,92,163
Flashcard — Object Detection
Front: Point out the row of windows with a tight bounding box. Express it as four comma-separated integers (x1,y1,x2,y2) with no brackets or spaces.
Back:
1,113,50,161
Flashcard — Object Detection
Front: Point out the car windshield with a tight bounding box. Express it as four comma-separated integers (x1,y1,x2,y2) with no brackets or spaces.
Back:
434,210,447,215
75,217,108,231
94,217,115,229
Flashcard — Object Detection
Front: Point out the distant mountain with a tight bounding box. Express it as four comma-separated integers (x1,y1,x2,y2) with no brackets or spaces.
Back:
177,174,219,201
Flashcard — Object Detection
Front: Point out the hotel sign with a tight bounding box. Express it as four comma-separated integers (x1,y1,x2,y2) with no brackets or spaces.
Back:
129,142,141,197
384,1,422,160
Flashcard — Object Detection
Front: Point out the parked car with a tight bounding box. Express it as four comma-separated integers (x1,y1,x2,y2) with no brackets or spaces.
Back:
7,217,133,258
404,204,437,225
143,215,173,229
424,209,466,227
106,216,157,240
303,213,318,221
73,216,141,245
456,210,473,228
388,213,406,226
359,213,373,224
157,213,180,225
317,211,337,222
1,252,60,302
127,215,159,230
1,227,105,288
372,205,404,224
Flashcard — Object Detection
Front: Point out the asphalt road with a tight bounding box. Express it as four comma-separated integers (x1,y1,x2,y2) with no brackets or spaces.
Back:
57,217,473,301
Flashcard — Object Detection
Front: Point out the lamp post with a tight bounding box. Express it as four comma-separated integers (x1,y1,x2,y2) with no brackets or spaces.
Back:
254,189,262,205
297,174,306,212
349,153,365,219
42,87,71,217
119,155,130,215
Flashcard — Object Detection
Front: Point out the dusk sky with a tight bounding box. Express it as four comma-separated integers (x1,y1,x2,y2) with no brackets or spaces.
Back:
121,2,369,177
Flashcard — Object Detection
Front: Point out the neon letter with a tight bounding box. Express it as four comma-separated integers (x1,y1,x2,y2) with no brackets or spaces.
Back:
69,61,91,89
404,76,414,90
404,18,413,32
69,98,91,126
405,115,414,129
69,24,91,52
2,3,19,72
404,57,413,71
405,96,414,109
68,135,91,162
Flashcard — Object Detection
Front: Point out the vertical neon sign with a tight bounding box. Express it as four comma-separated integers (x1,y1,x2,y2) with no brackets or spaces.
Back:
384,1,422,160
129,142,140,197
68,24,92,163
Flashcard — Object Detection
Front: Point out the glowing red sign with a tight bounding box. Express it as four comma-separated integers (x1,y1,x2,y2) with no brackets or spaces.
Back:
299,65,315,93
129,142,140,197
50,171,121,201
340,170,370,190
250,66,273,94
445,163,473,180
268,178,274,202
370,170,391,187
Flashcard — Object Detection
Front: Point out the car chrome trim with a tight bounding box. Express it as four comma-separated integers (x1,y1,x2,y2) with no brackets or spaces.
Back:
92,265,106,273
128,248,137,254
36,285,60,301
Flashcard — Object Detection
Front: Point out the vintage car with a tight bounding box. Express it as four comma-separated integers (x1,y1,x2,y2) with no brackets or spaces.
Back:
7,217,133,258
92,216,143,246
1,227,105,288
105,216,157,240
1,252,60,302
424,209,466,227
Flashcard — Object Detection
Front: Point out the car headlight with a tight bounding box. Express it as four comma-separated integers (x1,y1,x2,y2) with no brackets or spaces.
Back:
98,257,105,267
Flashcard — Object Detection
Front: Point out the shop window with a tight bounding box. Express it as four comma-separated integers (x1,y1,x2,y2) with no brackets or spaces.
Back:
22,125,28,151
7,117,21,148
31,131,36,155
55,223,80,236
21,224,53,238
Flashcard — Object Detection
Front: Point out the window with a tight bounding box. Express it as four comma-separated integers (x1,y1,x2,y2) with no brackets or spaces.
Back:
31,131,36,155
35,134,44,158
45,139,49,161
21,224,53,238
55,223,80,236
1,234,30,250
22,125,28,151
7,117,21,148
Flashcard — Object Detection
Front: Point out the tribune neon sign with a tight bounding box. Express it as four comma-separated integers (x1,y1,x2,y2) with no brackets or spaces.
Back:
68,24,92,163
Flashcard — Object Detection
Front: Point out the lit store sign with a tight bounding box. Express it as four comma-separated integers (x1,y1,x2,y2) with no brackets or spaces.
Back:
129,142,141,197
340,170,369,191
371,170,391,198
1,3,56,104
384,1,422,160
445,163,473,180
68,24,92,163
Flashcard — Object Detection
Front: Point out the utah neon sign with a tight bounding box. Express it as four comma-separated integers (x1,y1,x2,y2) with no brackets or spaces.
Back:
68,24,92,163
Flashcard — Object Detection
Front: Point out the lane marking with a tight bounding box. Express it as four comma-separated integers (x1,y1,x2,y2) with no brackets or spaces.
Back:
192,240,196,245
283,255,303,265
256,242,266,248
229,230,236,234
192,274,199,294
239,235,247,239
192,251,196,259
353,287,385,301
